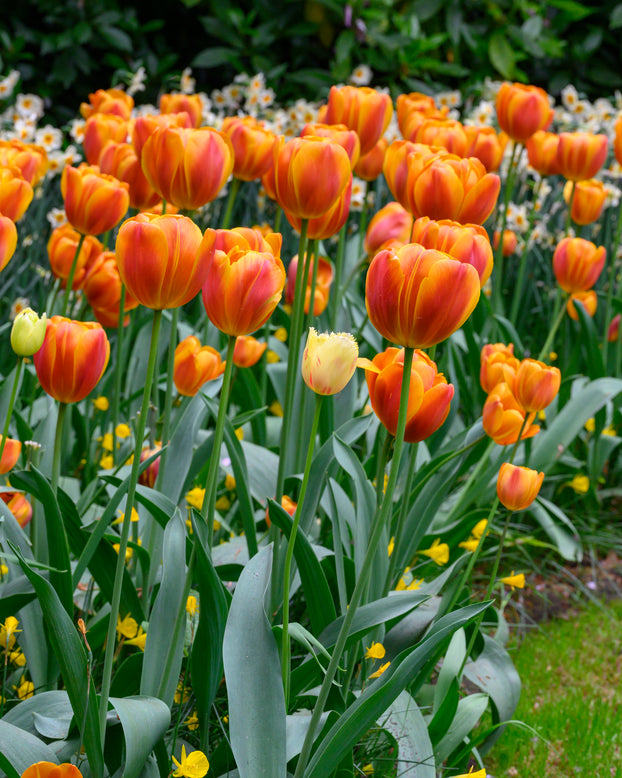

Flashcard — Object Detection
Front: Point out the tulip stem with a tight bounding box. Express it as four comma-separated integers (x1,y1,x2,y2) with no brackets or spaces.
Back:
60,233,85,317
383,441,417,594
221,178,241,230
156,306,179,488
330,223,348,331
538,288,568,362
509,177,543,324
305,239,319,331
492,142,520,317
0,357,23,470
201,334,236,548
99,308,163,744
111,284,127,464
275,219,309,502
357,181,370,261
281,393,323,708
51,402,67,494
294,347,414,778
565,181,577,234
602,197,622,365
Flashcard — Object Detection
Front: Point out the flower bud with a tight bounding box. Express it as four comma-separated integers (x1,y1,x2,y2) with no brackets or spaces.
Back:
514,358,561,412
567,290,598,321
301,328,359,395
0,215,17,272
483,382,540,446
11,308,47,356
496,463,544,511
0,436,21,474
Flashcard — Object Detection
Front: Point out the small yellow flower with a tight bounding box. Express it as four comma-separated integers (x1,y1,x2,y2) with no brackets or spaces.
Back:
8,648,26,666
269,400,283,417
549,351,557,361
537,410,546,422
0,564,7,577
235,428,244,441
471,519,487,539
125,628,147,651
171,745,209,777
115,423,131,438
15,676,34,700
117,614,138,640
459,537,479,553
93,396,109,411
603,425,617,436
100,454,114,470
112,507,139,525
362,765,374,775
174,681,191,704
365,642,386,660
225,473,236,491
387,537,395,557
454,769,486,778
569,474,589,494
213,519,221,532
420,538,449,565
274,326,288,342
407,578,423,590
266,349,280,363
585,417,596,432
186,595,199,618
500,571,526,590
0,616,21,651
101,432,114,451
185,711,199,731
186,487,205,510
113,543,134,562
215,495,231,512
369,661,390,679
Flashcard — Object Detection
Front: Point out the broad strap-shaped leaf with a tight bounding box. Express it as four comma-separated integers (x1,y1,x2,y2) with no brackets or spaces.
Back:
109,695,171,778
141,510,187,706
223,545,287,778
0,720,59,777
379,691,436,777
10,543,105,778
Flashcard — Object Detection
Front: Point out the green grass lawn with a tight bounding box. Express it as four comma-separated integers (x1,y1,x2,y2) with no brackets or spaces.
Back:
486,599,622,777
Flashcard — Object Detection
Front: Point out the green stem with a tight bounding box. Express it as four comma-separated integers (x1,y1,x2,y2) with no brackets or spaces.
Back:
51,402,67,494
111,284,127,464
60,233,85,317
201,335,237,548
294,347,415,778
375,429,391,508
330,222,348,331
492,142,520,316
383,441,417,594
0,358,23,469
156,307,179,488
537,288,569,362
221,178,241,230
602,198,622,365
305,239,319,332
99,308,163,744
281,394,323,708
565,180,577,234
357,181,370,261
509,178,543,323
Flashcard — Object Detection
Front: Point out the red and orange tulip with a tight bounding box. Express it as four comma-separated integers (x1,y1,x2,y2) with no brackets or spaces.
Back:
222,115,277,181
514,358,561,412
285,254,334,315
364,201,412,259
413,118,468,157
233,335,268,368
201,226,282,258
285,176,352,240
138,445,161,488
141,126,234,210
464,125,508,172
158,92,203,128
115,213,206,310
480,343,520,394
130,112,194,158
354,137,388,181
556,132,608,182
300,122,361,168
98,141,161,212
496,463,544,511
495,82,553,143
493,228,518,257
0,435,21,474
361,347,454,442
526,131,561,176
567,290,598,321
552,237,606,294
0,139,49,185
482,382,539,446
47,224,103,290
80,88,134,120
365,243,480,349
563,179,607,226
174,335,226,396
33,316,110,404
0,215,18,272
323,85,393,155
0,166,33,222
1,491,32,528
83,113,129,165
61,164,129,236
82,250,140,328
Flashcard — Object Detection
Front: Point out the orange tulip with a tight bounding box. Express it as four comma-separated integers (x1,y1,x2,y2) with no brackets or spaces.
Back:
174,335,226,396
301,328,359,395
552,237,606,294
33,316,110,404
285,254,334,315
1,491,32,528
464,126,508,172
354,137,388,181
526,131,561,176
80,88,134,120
493,228,518,257
222,115,277,181
273,135,351,220
82,250,140,328
567,290,598,321
0,166,33,222
563,179,607,226
115,213,206,310
98,141,161,211
360,347,454,442
495,82,553,143
414,118,468,157
159,93,203,128
141,126,233,210
382,140,436,210
615,114,622,167
556,132,608,182
265,494,296,528
608,314,620,342
130,112,194,158
364,201,412,259
365,243,480,348
0,139,49,185
482,382,539,446
0,435,21,474
138,445,161,488
323,85,393,155
200,241,286,336
61,164,129,236
285,176,352,240
233,335,268,368
514,358,561,412
83,114,129,165
47,224,103,290
300,122,361,167
201,226,282,258
410,216,494,286
496,463,544,511
396,92,448,141
480,342,520,394
0,215,17,272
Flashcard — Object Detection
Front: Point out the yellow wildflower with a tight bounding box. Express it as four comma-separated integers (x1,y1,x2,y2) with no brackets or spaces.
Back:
113,543,133,562
186,595,199,618
549,351,557,361
0,616,21,651
408,578,423,590
93,396,109,411
15,676,34,700
115,423,131,438
603,425,617,436
186,487,205,510
269,400,283,417
0,564,8,577
369,661,390,679
458,537,479,553
266,350,280,363
500,571,526,590
387,536,395,557
100,454,114,470
171,745,209,778
8,649,26,666
570,474,589,494
365,642,386,660
537,410,546,422
117,615,138,640
472,519,487,539
274,326,288,342
420,538,449,565
101,432,114,451
174,681,191,704
235,427,244,441
213,519,221,532
215,495,231,512
455,770,486,778
112,507,139,525
225,473,236,491
362,765,374,775
125,628,147,651
185,712,199,731
585,417,596,432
